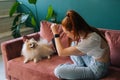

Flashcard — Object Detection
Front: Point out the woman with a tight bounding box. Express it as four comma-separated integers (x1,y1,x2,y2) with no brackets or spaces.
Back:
51,10,110,80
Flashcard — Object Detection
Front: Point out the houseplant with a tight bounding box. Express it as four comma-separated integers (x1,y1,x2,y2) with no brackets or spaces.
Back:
45,5,57,23
9,0,38,38
9,0,56,38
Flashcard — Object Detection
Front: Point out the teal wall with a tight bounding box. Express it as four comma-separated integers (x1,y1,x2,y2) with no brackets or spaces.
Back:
18,0,120,30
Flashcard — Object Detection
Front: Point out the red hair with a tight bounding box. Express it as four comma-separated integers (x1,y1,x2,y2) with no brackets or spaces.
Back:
62,10,107,45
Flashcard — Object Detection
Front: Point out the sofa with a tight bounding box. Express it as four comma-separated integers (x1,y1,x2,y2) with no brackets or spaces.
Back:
1,20,120,80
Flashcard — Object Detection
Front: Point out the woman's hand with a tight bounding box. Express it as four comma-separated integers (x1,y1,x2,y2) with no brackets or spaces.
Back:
51,23,59,34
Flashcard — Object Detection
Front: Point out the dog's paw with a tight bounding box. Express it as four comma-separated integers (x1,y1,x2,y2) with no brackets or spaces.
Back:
34,59,37,63
33,58,40,63
24,59,29,63
47,55,51,59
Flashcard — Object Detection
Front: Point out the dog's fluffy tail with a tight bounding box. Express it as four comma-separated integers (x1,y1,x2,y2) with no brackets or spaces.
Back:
38,37,52,45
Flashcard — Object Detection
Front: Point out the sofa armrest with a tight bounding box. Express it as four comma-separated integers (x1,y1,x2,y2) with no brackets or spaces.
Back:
1,37,23,61
1,32,40,79
1,32,40,61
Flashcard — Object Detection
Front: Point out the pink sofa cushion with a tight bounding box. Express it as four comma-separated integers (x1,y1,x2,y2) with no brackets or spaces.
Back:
39,20,69,48
7,56,71,80
105,30,120,67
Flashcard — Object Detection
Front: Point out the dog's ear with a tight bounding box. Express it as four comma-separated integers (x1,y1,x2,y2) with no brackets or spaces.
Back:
26,39,29,42
31,38,35,41
23,35,29,42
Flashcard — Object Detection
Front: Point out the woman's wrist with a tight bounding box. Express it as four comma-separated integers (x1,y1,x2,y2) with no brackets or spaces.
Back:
54,34,60,38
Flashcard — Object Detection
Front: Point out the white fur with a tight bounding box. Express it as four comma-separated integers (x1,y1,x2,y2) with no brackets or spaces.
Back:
21,38,54,63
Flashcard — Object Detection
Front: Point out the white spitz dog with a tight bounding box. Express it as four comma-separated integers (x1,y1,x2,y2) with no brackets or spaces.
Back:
21,37,54,63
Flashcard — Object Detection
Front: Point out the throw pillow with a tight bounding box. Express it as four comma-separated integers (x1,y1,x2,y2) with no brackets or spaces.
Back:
105,30,120,67
39,20,69,48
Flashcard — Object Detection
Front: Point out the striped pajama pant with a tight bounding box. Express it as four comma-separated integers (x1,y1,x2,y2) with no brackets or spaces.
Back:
54,55,109,80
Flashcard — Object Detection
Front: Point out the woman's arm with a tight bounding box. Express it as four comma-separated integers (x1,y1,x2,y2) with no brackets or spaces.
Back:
55,37,83,56
51,24,83,56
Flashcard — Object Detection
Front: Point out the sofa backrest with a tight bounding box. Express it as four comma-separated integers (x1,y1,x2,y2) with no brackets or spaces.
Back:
39,20,120,67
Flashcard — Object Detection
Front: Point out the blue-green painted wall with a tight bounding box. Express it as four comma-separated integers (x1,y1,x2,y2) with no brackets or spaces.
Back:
18,0,120,30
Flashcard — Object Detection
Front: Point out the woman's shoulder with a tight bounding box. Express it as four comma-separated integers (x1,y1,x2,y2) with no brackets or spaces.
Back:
86,32,101,41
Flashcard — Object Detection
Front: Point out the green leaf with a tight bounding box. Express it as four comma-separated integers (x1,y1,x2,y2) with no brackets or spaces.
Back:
45,5,53,20
12,14,22,26
28,0,37,4
11,25,21,38
31,16,36,27
11,25,17,31
9,2,20,17
20,14,29,23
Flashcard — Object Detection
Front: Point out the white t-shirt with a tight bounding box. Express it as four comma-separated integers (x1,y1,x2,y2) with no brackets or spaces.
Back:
72,32,105,59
